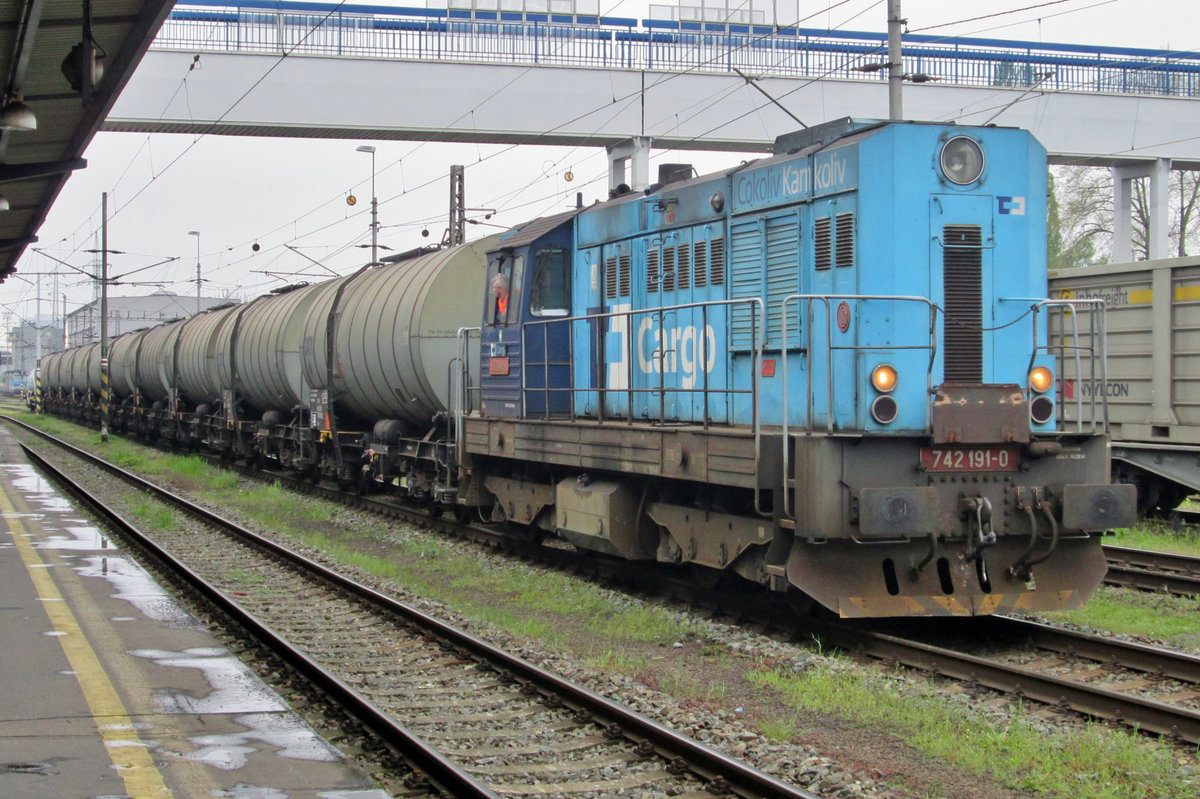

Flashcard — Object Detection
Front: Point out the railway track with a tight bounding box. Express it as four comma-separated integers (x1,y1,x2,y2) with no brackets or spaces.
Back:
1102,544,1200,596
10,414,1200,751
13,423,822,799
825,614,1200,744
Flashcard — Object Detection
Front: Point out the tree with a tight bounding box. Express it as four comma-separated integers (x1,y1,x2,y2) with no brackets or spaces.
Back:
1048,166,1106,268
1048,165,1200,265
1175,170,1200,257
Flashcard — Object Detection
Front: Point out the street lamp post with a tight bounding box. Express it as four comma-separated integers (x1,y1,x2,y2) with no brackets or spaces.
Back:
187,230,201,314
356,145,378,266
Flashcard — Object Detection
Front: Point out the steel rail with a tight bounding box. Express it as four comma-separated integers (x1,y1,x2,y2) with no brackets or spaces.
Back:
979,615,1200,684
1103,544,1200,597
1103,564,1200,596
20,443,500,799
804,616,1200,744
15,412,1200,750
9,418,823,799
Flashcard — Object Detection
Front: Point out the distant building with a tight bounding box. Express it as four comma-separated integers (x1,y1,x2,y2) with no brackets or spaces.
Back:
5,320,64,374
65,291,232,348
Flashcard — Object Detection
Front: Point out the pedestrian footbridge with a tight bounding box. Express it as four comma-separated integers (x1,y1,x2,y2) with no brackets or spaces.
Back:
105,1,1200,258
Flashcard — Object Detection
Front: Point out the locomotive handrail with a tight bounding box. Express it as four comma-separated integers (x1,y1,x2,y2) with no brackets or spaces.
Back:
1027,298,1110,433
522,297,771,515
779,294,938,519
452,326,482,461
521,297,764,427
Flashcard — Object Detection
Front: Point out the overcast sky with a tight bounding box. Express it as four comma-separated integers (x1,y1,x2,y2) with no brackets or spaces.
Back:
2,0,1195,330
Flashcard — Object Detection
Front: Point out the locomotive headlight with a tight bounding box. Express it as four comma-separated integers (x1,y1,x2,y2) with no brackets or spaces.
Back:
871,364,898,393
1029,366,1054,394
940,136,985,185
1030,396,1055,425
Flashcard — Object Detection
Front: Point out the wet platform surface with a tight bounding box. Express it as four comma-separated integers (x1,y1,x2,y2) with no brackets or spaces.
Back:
0,426,392,799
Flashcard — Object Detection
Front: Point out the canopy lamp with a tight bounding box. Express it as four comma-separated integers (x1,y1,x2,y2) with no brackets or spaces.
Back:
0,95,36,131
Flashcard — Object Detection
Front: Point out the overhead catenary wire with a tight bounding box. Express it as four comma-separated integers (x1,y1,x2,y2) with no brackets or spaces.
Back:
13,0,1194,312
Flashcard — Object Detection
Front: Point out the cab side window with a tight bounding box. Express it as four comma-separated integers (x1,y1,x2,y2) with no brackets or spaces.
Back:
488,254,524,326
530,246,570,317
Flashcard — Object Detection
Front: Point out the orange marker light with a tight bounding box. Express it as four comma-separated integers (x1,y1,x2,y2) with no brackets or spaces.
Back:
1029,366,1054,394
871,364,898,393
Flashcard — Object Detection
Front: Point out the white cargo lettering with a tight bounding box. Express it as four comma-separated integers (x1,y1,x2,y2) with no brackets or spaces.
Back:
636,318,717,389
607,303,631,390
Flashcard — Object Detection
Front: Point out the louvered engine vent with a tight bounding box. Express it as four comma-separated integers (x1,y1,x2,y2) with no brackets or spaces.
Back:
942,225,983,382
710,238,726,284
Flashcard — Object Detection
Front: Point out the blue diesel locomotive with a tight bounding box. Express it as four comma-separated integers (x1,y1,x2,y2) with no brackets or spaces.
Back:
39,117,1135,617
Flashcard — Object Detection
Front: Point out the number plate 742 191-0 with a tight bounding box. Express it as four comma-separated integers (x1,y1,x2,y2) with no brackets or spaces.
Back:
919,446,1020,472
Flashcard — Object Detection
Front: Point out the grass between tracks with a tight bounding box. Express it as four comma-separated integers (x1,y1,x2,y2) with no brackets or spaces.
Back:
1107,520,1200,558
750,663,1193,799
7,409,1199,799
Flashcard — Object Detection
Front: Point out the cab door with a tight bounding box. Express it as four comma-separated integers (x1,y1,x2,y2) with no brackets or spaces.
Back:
479,249,524,417
523,242,572,417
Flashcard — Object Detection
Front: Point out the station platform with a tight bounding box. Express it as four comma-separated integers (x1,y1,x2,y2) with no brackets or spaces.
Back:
0,425,391,799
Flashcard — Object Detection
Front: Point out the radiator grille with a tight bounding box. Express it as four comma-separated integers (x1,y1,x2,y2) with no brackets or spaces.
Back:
693,241,708,287
814,217,832,270
676,244,691,290
710,237,726,284
646,248,659,292
605,256,617,299
662,246,676,291
836,213,855,268
942,224,983,382
618,253,631,297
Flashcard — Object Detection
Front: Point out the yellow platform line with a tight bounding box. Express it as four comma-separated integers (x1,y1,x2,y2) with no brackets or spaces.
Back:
0,484,173,798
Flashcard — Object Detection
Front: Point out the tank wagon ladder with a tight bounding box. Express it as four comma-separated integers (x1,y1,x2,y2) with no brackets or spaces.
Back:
451,326,482,456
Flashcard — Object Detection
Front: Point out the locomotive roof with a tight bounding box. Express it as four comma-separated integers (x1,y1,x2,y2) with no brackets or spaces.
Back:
495,208,585,250
772,117,886,155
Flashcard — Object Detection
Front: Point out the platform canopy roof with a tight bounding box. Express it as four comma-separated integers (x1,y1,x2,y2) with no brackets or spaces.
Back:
0,0,174,282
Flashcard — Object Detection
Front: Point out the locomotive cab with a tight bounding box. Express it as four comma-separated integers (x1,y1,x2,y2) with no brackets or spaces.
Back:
479,211,577,419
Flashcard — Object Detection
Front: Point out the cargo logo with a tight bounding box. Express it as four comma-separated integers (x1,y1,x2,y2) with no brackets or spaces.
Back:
636,318,717,389
998,196,1026,215
605,305,717,391
1063,379,1130,399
